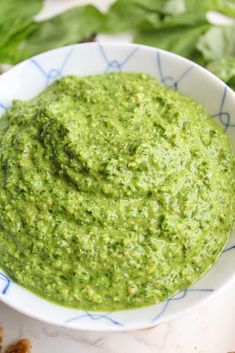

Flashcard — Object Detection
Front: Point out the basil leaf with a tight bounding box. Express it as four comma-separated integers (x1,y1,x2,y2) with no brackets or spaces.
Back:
16,5,105,61
135,24,209,59
100,0,161,33
196,25,235,61
207,56,235,84
0,0,43,64
0,20,36,64
0,0,42,22
217,0,235,18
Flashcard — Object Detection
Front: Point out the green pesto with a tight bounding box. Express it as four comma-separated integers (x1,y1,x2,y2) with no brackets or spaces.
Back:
0,73,234,310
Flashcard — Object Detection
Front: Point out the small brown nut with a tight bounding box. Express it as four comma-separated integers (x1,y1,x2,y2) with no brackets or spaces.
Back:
5,339,31,353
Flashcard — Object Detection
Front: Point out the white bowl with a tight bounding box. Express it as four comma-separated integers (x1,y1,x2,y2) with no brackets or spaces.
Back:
0,43,234,331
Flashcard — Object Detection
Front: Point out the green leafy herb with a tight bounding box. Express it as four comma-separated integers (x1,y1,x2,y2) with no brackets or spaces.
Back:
135,24,209,60
125,0,185,14
207,56,235,89
100,0,209,34
163,0,185,15
0,0,235,92
217,0,235,17
0,20,37,64
0,0,42,22
196,25,235,61
133,0,211,60
100,0,161,33
17,5,105,62
0,0,43,64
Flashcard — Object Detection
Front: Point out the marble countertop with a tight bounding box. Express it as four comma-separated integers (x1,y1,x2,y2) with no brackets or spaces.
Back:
1,279,235,353
1,1,235,352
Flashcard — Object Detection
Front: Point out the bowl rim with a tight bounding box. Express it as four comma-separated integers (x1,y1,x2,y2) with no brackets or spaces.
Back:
0,41,235,331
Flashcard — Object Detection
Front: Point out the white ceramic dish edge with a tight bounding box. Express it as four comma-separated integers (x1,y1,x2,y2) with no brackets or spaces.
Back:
0,42,234,331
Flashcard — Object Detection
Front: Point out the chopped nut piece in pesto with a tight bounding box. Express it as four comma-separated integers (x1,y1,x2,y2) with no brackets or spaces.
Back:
0,73,234,311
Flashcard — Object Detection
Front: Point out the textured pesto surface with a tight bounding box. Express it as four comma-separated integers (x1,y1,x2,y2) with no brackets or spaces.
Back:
0,73,234,311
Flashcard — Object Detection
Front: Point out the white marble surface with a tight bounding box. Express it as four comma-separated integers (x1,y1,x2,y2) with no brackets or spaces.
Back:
1,279,235,352
1,0,235,352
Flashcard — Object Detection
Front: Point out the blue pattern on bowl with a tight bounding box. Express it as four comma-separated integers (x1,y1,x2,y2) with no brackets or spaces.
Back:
0,42,234,330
